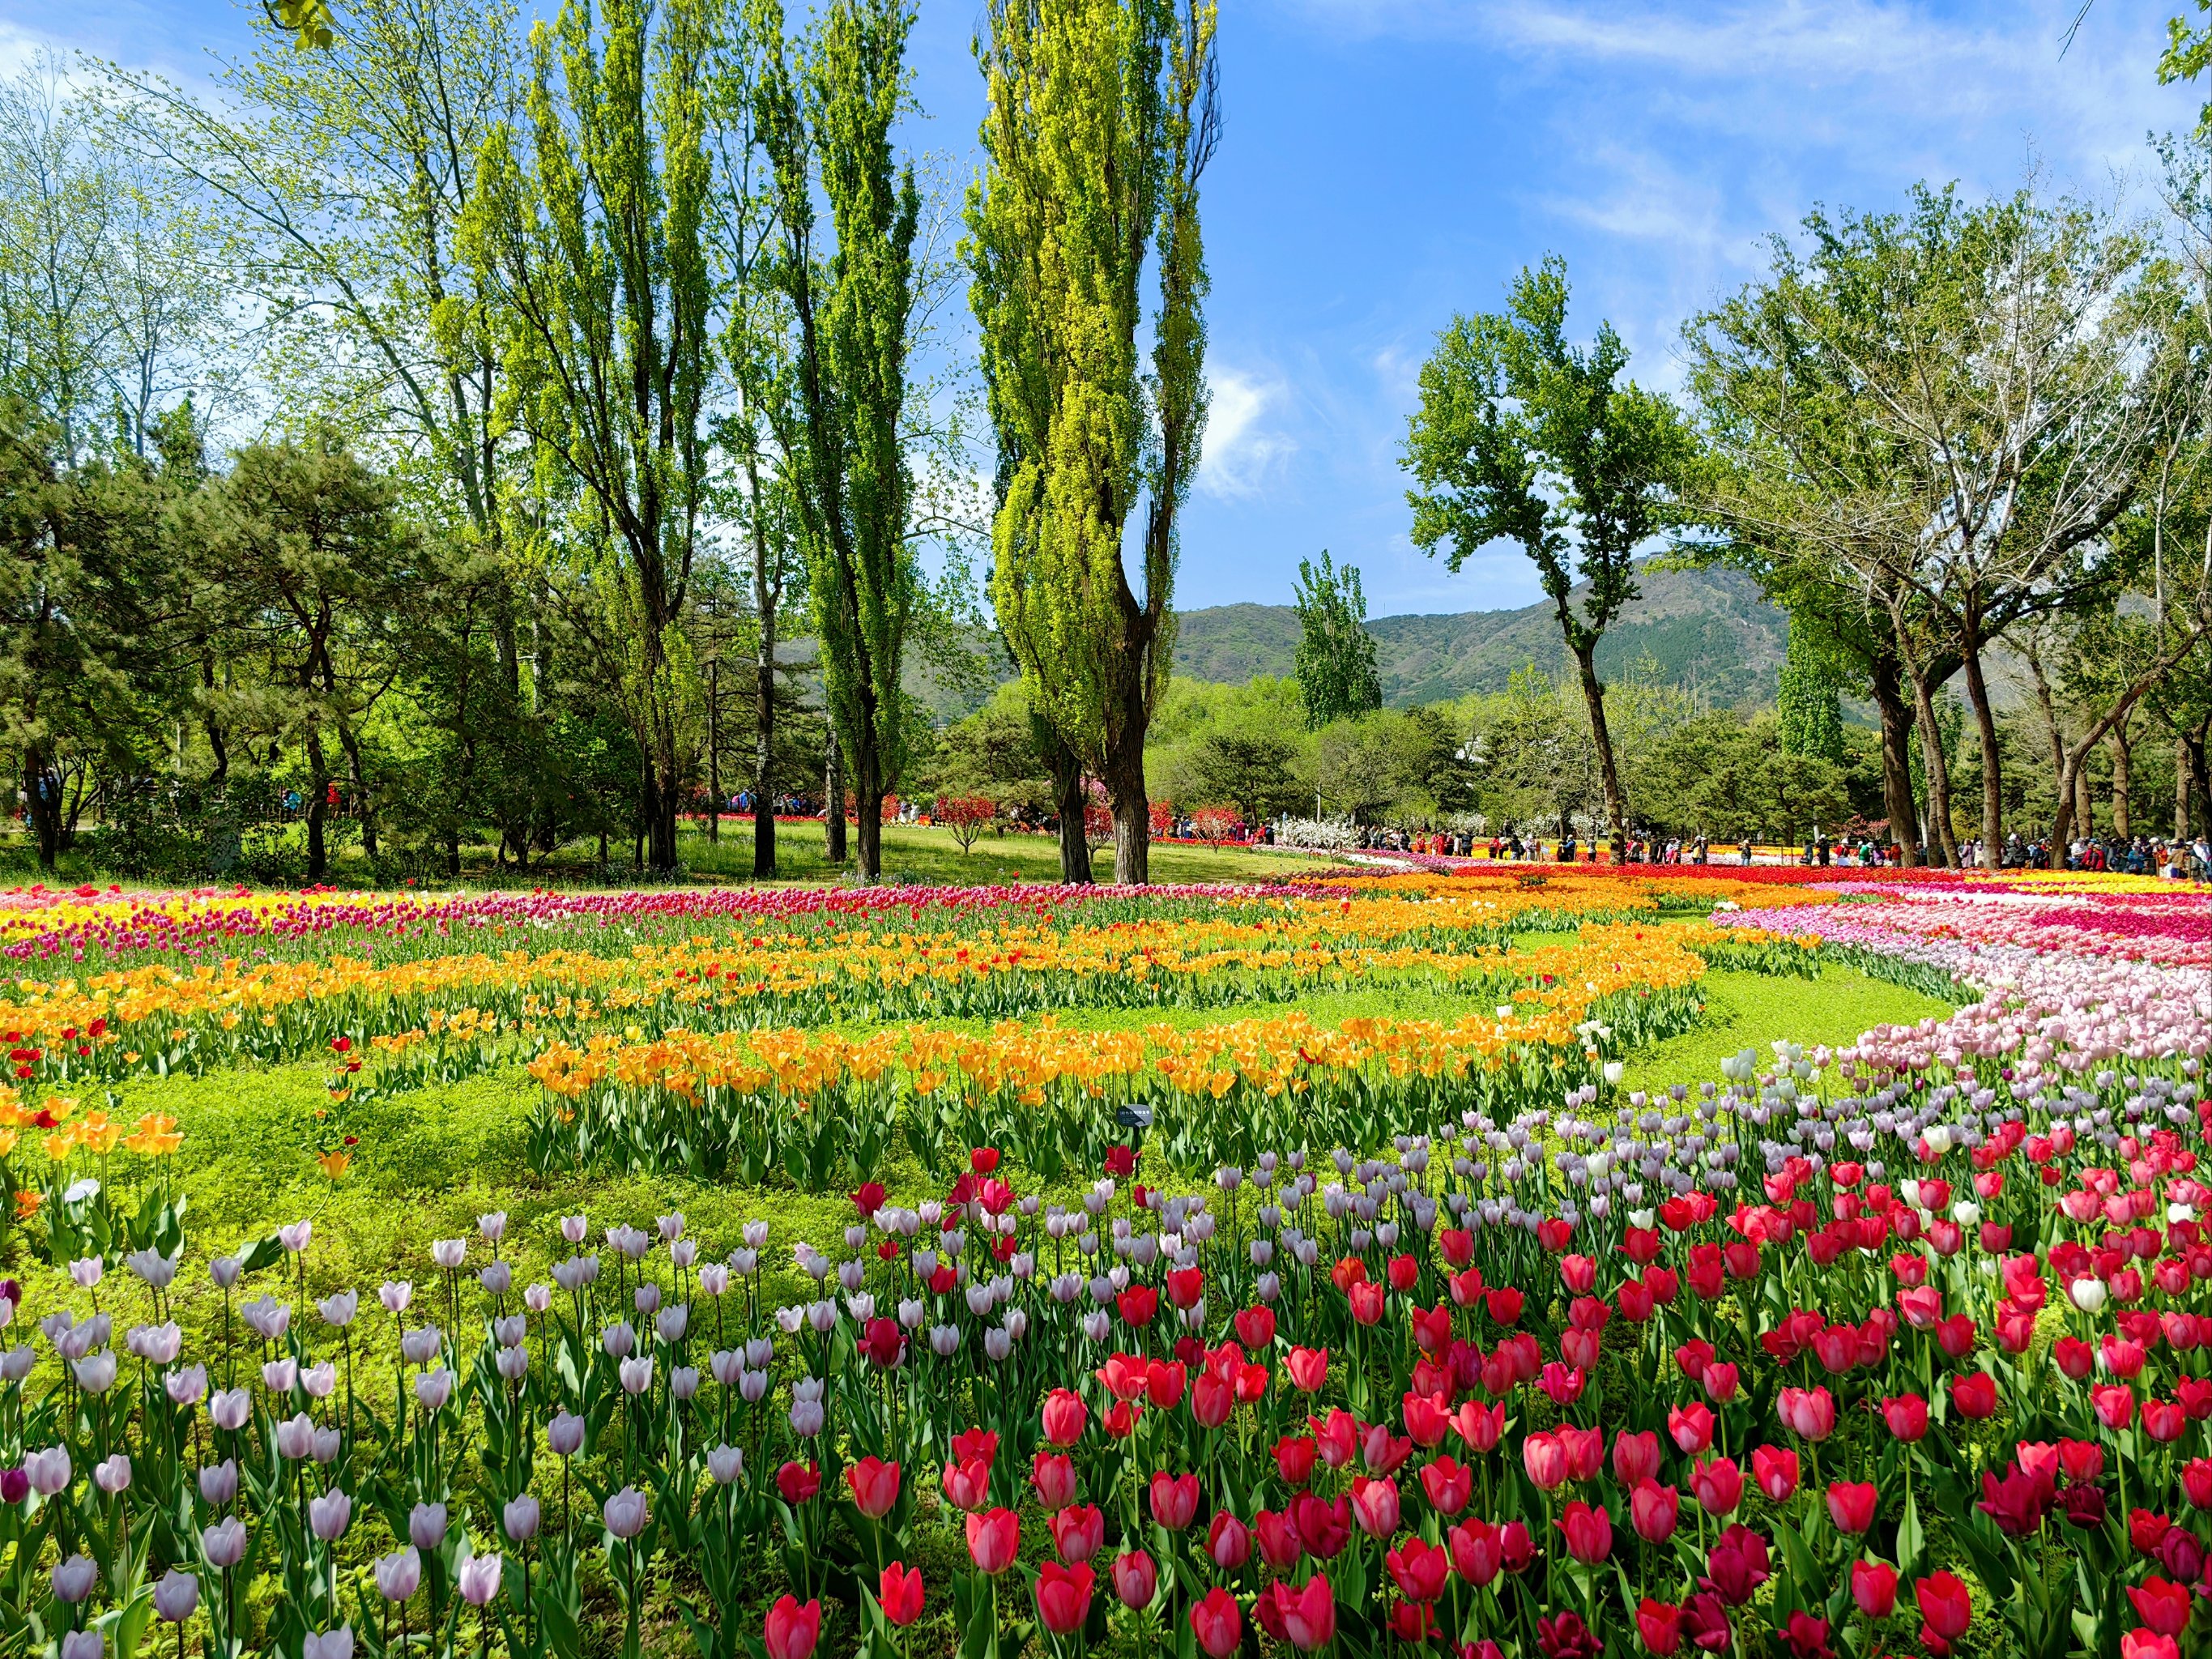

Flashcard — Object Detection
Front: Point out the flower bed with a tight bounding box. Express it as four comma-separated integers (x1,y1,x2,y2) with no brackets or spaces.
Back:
0,871,2206,1659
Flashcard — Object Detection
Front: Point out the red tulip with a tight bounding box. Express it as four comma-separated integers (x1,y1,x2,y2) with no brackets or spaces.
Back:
1349,1474,1402,1539
877,1563,924,1627
2094,1384,2137,1431
1778,1386,1836,1441
1145,1362,1187,1410
1166,1266,1204,1308
1190,1588,1242,1658
1880,1395,1929,1442
1050,1503,1104,1563
1683,1593,1733,1653
1234,1305,1276,1350
1109,1550,1155,1611
1311,1407,1358,1469
1255,1507,1302,1570
1290,1491,1351,1559
1348,1280,1385,1324
1632,1481,1680,1543
1485,1286,1524,1324
1420,1454,1473,1516
2182,1457,2212,1508
2125,1633,2181,1659
1040,1388,1088,1447
1558,1499,1613,1564
844,1456,899,1519
1752,1445,1799,1503
1559,1423,1604,1482
940,1457,991,1512
762,1597,820,1659
1449,1519,1503,1586
1403,1390,1450,1448
951,1427,999,1468
1637,1598,1682,1655
1033,1562,1093,1635
2145,1399,2187,1444
1095,1354,1149,1402
1287,1346,1329,1392
1916,1571,1972,1653
1950,1371,1998,1420
1825,1482,1877,1534
1206,1510,1250,1571
1149,1471,1200,1531
1452,1398,1506,1452
965,1508,1020,1576
1669,1402,1715,1455
1702,1361,1740,1404
1851,1559,1898,1619
1270,1573,1337,1651
1387,1533,1452,1601
1275,1434,1318,1486
1523,1431,1567,1491
1703,1525,1771,1607
2128,1578,2193,1639
1190,1371,1234,1428
776,1461,821,1505
1613,1429,1661,1486
1117,1285,1158,1327
1691,1456,1744,1517
1032,1451,1076,1510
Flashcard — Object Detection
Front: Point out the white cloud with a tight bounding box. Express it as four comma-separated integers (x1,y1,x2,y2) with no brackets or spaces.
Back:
1198,367,1297,498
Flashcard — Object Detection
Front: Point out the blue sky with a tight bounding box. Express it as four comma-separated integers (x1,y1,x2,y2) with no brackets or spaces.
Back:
7,0,2204,616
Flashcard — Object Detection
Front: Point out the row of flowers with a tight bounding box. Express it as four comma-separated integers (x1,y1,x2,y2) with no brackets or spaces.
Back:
2,1013,2210,1659
0,882,1828,1097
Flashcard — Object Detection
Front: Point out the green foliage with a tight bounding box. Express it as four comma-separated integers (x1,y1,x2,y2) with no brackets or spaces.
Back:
754,0,922,886
1776,622,1846,763
1404,255,1697,852
1315,706,1464,826
1292,549,1383,728
463,0,716,872
1184,729,1300,826
966,0,1218,881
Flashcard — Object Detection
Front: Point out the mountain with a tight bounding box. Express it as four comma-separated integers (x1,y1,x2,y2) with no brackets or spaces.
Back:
1172,565,1789,707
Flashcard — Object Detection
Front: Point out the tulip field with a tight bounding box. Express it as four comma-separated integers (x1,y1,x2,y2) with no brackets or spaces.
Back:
0,865,2208,1659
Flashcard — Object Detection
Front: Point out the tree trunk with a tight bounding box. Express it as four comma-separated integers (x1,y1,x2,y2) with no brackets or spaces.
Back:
2110,723,2133,841
752,624,778,880
24,748,59,874
854,732,884,885
2178,733,2192,840
825,726,846,864
706,659,719,846
1571,642,1628,860
305,725,330,882
1903,663,1959,868
1046,733,1093,885
1102,678,1153,886
339,724,377,861
1958,637,2004,871
2073,755,2095,842
1869,650,1920,867
2187,721,2211,838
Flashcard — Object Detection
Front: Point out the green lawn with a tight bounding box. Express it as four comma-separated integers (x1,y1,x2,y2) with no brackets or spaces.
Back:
75,951,1958,1307
1618,962,1956,1090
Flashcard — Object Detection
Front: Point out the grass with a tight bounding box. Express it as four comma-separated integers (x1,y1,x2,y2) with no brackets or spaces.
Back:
75,950,1956,1303
1619,962,1955,1090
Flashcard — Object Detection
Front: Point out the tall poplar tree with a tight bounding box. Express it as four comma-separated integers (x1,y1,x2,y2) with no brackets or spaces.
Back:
967,0,1218,885
754,0,919,887
1292,549,1382,728
463,0,713,872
